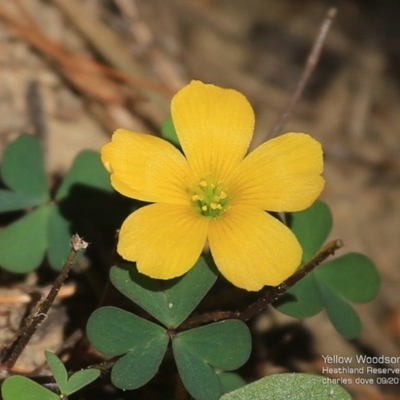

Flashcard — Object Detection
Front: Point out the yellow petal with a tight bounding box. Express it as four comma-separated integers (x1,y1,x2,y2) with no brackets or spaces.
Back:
118,203,209,279
101,129,193,204
171,80,254,181
230,133,324,211
208,206,302,291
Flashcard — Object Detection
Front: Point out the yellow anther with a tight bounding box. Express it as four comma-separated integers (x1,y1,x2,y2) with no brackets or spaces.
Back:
189,175,230,218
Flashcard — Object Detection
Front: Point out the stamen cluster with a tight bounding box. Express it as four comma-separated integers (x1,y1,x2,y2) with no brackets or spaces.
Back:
190,175,230,218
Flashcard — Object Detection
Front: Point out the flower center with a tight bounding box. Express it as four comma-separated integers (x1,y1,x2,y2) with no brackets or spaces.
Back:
190,175,230,218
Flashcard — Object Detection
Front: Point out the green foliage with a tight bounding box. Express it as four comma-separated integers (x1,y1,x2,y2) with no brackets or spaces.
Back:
0,135,128,273
55,150,113,201
172,320,251,400
0,189,44,212
110,257,217,328
160,117,180,148
287,200,333,262
0,134,381,400
45,351,100,396
46,204,73,269
0,205,49,273
1,354,99,400
173,320,251,371
220,373,353,400
87,309,251,397
0,135,49,202
275,200,380,338
1,376,59,400
316,253,379,303
87,306,169,390
219,372,247,394
88,259,250,397
316,279,361,339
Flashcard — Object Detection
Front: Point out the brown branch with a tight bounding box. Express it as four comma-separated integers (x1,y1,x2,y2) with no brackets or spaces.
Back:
268,7,337,138
0,235,88,369
180,239,343,330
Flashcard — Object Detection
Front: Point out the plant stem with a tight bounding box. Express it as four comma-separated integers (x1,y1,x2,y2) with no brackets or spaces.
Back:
1,234,88,369
180,239,343,330
237,239,343,321
268,7,337,138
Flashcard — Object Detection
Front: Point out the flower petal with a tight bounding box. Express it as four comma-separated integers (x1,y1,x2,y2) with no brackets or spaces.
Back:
208,206,302,291
118,203,209,279
230,132,324,211
171,80,254,181
101,129,193,203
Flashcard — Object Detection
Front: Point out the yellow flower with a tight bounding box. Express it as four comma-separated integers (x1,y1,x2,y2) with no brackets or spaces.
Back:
101,80,324,291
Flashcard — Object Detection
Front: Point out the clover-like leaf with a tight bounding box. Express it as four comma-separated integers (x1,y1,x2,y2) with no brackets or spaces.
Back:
87,306,168,390
0,205,49,273
45,351,68,394
275,252,379,338
0,134,49,202
315,253,380,303
0,145,113,274
275,197,380,338
287,200,332,262
274,273,322,318
174,320,251,370
55,150,112,201
0,190,44,212
66,368,100,395
1,376,59,400
219,372,246,394
316,279,361,339
45,350,100,396
172,320,251,400
110,257,217,328
173,341,221,400
220,373,352,400
47,204,73,270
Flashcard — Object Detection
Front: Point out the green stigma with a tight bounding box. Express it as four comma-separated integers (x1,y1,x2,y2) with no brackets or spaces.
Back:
190,175,230,218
